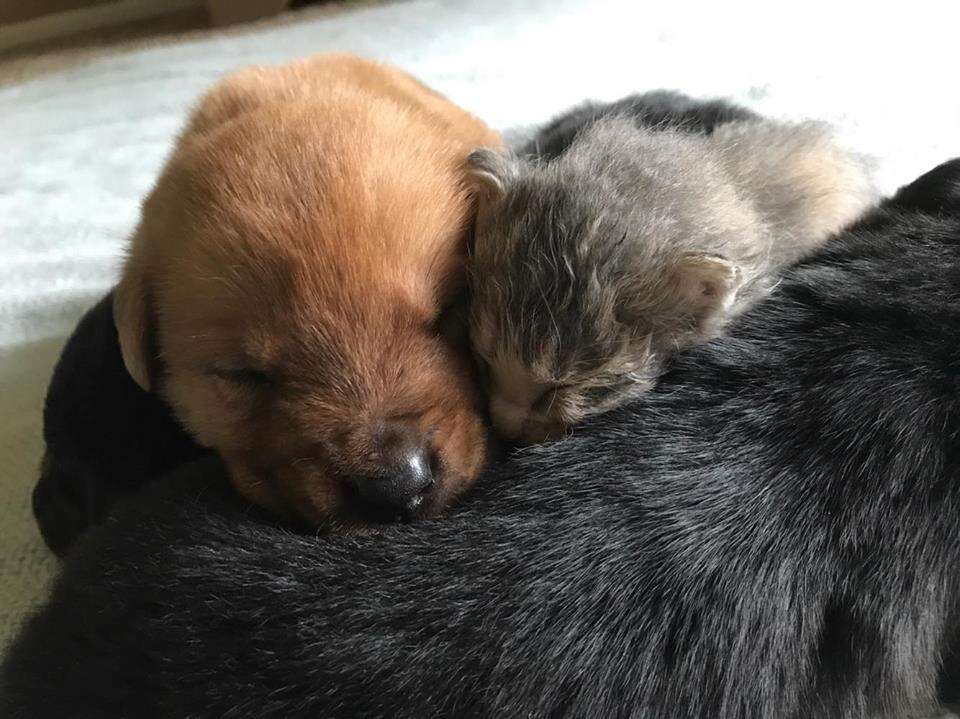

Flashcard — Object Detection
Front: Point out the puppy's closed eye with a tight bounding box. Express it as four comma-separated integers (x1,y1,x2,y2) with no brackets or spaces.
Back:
209,366,276,390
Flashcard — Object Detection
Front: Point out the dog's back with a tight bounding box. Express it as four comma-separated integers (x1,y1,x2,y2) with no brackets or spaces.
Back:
522,89,759,160
6,162,960,717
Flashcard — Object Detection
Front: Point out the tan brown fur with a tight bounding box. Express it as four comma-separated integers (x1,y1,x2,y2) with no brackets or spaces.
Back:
114,54,501,525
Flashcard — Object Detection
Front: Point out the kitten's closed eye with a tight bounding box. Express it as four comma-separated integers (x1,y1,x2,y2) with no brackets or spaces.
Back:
531,383,575,413
530,386,557,413
581,383,614,404
580,371,651,406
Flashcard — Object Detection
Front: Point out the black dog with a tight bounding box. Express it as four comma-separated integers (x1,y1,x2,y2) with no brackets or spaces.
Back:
33,292,204,555
5,161,960,718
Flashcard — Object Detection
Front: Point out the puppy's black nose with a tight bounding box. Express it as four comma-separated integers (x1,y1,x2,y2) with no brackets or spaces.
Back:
352,425,435,518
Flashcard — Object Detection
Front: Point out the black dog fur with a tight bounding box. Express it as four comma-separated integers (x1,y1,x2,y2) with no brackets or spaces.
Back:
521,89,759,161
32,292,204,555
5,161,960,718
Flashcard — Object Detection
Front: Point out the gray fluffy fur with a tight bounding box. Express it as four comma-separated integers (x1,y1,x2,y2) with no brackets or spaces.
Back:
467,97,876,442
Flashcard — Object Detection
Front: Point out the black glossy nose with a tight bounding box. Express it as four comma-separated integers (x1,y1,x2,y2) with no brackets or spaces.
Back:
352,426,435,517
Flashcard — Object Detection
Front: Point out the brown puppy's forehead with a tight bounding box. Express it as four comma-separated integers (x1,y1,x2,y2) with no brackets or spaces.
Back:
151,105,473,366
176,100,472,250
163,252,439,377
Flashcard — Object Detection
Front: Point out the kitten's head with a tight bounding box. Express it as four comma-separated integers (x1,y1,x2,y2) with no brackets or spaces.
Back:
466,123,753,443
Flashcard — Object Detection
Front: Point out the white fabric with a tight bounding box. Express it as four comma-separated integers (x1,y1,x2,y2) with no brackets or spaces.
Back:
2,0,959,681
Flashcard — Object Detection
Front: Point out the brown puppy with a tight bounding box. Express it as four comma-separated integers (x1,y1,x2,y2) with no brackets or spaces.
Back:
114,54,501,527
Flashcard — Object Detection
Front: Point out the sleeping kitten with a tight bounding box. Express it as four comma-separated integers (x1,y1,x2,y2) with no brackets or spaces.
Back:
467,93,876,442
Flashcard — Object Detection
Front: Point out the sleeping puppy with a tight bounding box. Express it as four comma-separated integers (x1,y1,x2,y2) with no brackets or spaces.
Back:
33,293,204,556
467,93,876,442
5,161,960,719
112,54,501,526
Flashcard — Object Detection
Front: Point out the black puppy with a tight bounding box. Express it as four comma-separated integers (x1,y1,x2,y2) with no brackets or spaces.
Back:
33,292,204,555
5,161,960,718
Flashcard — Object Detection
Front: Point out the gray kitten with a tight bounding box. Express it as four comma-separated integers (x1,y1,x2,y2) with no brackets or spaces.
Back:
467,105,876,443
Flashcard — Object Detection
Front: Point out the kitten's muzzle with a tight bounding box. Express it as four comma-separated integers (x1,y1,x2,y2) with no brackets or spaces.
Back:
520,419,566,444
490,393,566,444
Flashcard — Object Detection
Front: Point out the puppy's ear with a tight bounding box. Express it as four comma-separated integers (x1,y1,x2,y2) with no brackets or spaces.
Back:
112,247,155,391
466,148,518,200
638,253,743,342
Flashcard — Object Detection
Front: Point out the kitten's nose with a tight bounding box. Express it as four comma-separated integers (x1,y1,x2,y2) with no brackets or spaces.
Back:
350,424,435,518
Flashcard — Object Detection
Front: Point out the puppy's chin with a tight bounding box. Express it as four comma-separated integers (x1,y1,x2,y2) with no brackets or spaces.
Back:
223,458,480,531
337,479,457,526
222,461,339,530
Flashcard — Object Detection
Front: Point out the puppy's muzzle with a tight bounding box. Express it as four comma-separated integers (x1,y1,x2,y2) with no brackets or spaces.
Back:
347,423,436,521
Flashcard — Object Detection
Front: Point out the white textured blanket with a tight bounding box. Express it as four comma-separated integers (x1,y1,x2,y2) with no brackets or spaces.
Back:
2,0,959,684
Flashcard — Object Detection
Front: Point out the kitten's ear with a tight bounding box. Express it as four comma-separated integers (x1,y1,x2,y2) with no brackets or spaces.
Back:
112,242,156,391
466,148,518,200
658,253,744,334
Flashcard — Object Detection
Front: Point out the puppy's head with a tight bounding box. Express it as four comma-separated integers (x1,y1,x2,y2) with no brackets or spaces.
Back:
115,80,494,527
